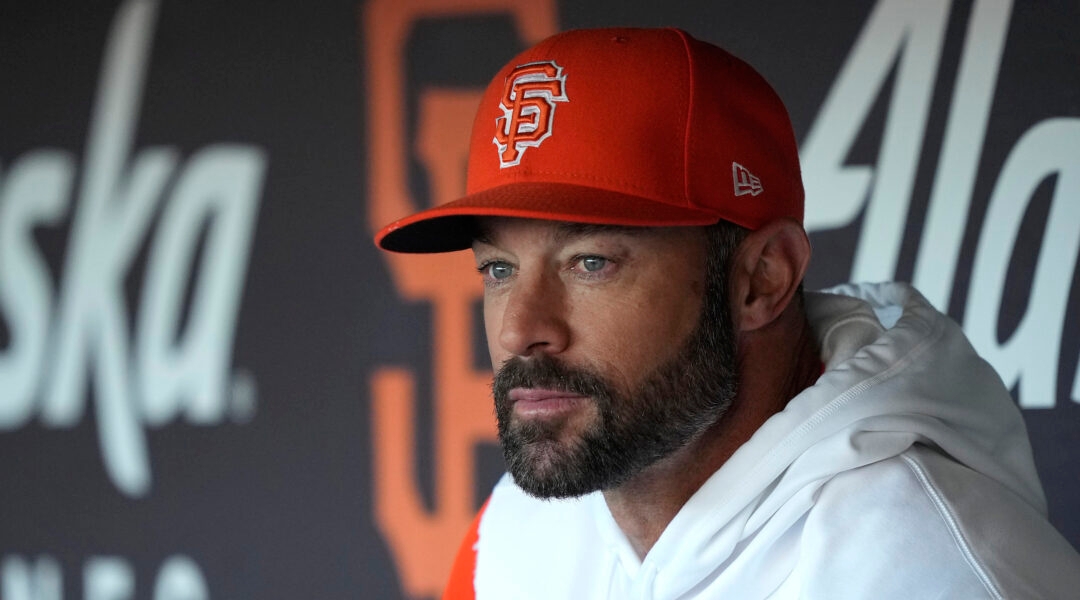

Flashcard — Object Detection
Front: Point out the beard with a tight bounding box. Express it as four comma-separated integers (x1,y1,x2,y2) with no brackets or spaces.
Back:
492,275,738,499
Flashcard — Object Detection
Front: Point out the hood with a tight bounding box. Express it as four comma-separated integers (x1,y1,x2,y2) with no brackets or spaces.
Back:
609,281,1045,596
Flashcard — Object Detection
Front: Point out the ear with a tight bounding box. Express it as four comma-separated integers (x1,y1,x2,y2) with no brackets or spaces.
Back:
729,218,811,332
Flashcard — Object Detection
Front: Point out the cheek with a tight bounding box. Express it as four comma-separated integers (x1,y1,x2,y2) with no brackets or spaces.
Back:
483,296,508,366
629,269,705,335
570,283,703,376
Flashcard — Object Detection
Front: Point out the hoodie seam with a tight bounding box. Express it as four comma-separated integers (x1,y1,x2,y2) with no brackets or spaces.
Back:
900,453,1004,600
788,309,945,448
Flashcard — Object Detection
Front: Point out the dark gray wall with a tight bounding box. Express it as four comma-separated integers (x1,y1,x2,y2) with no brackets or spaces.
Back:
0,0,1076,597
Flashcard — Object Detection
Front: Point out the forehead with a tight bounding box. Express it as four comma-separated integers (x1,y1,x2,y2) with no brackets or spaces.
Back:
473,217,702,248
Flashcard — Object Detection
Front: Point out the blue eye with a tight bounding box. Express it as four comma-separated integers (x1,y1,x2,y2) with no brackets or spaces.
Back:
580,256,607,272
480,261,513,281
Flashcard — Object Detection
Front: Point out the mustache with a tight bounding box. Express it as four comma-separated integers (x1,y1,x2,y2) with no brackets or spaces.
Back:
492,356,615,402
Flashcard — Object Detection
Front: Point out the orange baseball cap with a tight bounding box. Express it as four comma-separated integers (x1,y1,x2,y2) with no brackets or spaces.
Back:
375,27,803,253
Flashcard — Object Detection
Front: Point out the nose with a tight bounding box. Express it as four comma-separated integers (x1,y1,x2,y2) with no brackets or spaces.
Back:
496,270,570,358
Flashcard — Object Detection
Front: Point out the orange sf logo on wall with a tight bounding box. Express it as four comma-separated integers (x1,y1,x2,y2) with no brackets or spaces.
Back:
494,61,568,167
362,1,557,598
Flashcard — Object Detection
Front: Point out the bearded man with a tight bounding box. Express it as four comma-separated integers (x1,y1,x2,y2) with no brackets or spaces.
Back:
375,27,1080,599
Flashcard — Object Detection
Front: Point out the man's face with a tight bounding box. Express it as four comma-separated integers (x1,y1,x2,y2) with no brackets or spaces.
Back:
473,218,738,498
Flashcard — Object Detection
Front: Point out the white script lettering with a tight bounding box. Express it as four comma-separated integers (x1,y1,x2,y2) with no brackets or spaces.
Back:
0,0,266,496
799,0,1076,408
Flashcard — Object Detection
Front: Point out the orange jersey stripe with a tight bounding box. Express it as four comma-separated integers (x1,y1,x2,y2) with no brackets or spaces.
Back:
442,500,489,600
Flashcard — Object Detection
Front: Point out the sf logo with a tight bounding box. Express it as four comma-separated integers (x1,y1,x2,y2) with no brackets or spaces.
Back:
493,61,568,167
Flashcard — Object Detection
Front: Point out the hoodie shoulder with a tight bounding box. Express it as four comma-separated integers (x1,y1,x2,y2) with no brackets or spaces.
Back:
792,445,1080,599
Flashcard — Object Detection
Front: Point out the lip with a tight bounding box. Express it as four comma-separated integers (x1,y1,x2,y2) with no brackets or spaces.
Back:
509,387,588,418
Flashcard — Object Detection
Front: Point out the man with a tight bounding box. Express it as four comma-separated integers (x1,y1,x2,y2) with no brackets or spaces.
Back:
375,28,1080,599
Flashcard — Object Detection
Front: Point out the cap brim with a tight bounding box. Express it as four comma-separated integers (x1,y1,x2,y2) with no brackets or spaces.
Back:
374,182,722,253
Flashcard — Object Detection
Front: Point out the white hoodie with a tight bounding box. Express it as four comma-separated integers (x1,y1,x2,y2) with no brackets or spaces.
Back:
462,282,1080,599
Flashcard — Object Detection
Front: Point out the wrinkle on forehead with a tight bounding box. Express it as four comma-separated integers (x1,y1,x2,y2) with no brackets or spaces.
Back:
473,217,659,247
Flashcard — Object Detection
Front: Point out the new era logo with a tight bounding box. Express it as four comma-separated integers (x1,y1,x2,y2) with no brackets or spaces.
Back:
732,162,763,197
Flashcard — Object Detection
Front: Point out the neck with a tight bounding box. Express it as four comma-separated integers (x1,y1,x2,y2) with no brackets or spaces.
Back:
602,303,820,560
